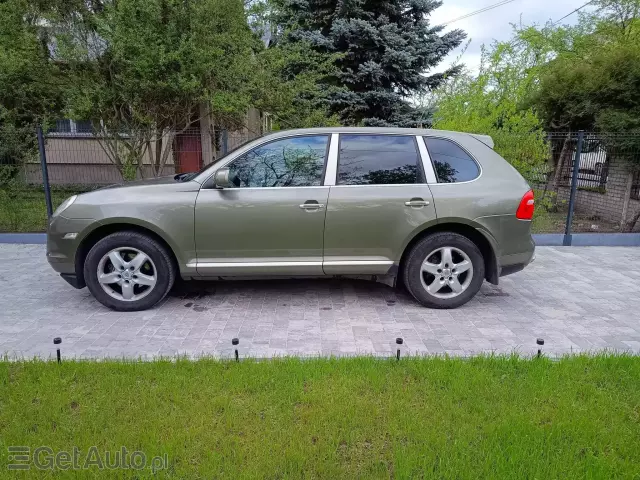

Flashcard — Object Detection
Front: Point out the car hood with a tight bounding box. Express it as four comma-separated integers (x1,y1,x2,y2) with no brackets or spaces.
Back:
98,175,181,190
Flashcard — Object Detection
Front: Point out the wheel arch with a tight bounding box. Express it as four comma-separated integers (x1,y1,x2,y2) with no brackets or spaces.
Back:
398,220,499,285
74,221,180,287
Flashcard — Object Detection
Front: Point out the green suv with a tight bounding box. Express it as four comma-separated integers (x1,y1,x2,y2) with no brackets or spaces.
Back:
47,127,535,311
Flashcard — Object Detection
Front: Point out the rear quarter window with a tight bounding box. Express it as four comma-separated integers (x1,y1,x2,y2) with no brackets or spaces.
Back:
424,137,480,183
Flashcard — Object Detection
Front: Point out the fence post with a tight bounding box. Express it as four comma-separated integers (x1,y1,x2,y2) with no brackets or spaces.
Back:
563,130,584,246
222,129,228,156
37,125,53,219
620,171,634,230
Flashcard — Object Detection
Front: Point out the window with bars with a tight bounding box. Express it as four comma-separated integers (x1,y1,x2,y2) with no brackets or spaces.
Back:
49,119,94,136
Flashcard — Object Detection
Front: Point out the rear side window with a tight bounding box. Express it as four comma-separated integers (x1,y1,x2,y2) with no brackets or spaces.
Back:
338,135,422,185
424,137,480,183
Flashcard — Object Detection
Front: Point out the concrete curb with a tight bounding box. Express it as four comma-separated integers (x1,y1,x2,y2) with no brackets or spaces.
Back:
2,232,640,247
0,233,47,244
534,233,640,246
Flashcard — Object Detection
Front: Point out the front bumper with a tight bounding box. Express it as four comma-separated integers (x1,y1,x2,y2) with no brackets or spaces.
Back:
46,215,95,278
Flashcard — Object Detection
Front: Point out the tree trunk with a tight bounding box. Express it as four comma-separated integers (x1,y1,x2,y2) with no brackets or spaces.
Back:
552,134,572,190
622,208,640,233
155,135,163,177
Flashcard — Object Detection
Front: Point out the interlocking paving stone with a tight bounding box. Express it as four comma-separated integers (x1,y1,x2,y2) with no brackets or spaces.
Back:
1,244,640,360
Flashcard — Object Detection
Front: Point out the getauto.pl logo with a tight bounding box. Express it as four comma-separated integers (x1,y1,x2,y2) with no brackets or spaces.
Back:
7,446,168,472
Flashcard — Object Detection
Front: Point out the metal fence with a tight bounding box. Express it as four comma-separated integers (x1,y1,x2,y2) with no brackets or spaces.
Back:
28,126,262,187
2,127,640,236
552,133,609,190
535,132,640,236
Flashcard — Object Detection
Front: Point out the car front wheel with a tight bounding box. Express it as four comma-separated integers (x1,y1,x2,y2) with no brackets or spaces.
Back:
84,231,176,311
403,232,485,309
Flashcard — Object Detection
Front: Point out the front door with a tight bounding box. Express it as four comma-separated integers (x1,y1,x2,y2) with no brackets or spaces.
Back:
194,134,331,276
323,134,438,275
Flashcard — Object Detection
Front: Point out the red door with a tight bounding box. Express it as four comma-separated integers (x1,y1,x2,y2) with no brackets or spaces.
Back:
175,133,202,173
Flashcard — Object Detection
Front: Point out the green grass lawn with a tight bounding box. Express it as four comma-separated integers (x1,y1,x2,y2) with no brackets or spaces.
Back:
532,210,621,233
1,356,639,478
0,187,88,233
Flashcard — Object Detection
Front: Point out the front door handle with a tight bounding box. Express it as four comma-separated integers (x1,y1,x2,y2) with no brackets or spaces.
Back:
405,198,430,207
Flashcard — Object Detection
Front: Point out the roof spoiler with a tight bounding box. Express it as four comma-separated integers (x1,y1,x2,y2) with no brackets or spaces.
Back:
470,133,494,149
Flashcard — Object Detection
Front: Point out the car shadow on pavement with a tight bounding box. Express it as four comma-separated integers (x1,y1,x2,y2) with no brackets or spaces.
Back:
167,276,410,308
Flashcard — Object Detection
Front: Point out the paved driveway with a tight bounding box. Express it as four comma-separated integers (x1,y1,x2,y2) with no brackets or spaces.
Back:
1,244,640,360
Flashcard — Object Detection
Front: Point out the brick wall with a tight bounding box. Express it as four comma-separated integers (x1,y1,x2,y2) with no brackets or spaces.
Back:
554,156,640,231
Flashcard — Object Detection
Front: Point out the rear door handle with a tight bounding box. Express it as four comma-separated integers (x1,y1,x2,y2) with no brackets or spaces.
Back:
405,199,430,207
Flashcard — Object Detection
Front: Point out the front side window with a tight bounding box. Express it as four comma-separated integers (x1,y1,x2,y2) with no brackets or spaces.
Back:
337,135,422,185
227,135,329,188
424,137,480,183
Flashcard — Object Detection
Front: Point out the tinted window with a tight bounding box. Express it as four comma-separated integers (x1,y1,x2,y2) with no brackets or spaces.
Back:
338,135,421,185
228,135,328,188
424,137,480,183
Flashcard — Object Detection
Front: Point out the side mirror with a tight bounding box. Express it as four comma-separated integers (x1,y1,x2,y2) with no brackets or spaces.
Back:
213,167,240,188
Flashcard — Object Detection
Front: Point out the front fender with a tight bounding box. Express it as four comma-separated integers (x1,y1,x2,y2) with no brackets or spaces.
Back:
91,217,197,274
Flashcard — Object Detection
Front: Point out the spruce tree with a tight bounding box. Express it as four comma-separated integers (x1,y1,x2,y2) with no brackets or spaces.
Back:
277,0,465,126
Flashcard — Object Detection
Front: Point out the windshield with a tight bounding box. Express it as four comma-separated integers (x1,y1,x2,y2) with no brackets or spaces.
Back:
176,137,260,182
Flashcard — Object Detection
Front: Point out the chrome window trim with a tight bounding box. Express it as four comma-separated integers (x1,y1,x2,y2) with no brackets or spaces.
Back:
323,133,339,186
421,135,484,185
198,131,485,187
328,184,431,188
198,186,329,192
415,136,438,184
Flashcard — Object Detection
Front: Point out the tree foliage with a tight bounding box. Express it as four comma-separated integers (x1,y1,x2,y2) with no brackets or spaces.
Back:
274,0,465,127
429,38,548,182
0,0,344,180
528,0,640,137
431,0,640,185
0,0,65,177
246,0,343,128
252,38,343,129
49,0,258,177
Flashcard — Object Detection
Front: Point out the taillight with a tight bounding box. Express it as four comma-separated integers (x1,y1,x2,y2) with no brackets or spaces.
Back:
516,190,535,220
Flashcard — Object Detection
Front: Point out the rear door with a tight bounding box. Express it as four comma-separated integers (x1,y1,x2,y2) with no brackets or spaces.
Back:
322,134,437,275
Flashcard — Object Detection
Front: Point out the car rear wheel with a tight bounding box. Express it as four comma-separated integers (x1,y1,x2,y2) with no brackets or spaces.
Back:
84,231,175,311
403,232,484,309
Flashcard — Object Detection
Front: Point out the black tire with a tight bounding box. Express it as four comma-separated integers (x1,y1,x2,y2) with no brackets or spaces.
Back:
84,231,176,311
402,232,485,309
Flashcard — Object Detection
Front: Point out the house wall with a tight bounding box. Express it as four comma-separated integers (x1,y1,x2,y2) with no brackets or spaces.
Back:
220,107,265,155
29,136,177,185
24,163,175,185
44,137,175,165
32,108,266,185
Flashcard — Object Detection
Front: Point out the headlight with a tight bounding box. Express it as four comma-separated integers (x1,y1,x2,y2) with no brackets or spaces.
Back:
53,195,78,217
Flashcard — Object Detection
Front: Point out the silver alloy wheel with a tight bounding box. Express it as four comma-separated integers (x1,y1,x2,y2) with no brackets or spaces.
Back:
96,247,157,302
419,246,474,299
